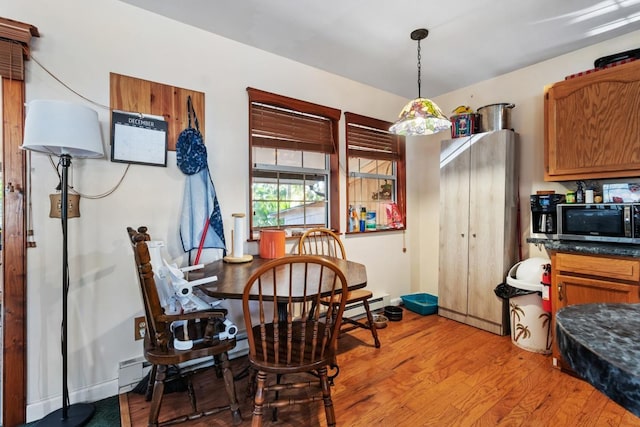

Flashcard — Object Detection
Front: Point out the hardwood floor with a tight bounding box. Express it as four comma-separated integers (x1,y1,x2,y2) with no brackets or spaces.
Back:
121,310,640,426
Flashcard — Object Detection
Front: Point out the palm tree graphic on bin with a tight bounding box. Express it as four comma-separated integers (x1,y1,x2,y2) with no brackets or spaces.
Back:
510,302,531,342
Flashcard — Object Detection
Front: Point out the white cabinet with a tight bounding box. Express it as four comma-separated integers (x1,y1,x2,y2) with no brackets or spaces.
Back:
438,130,518,335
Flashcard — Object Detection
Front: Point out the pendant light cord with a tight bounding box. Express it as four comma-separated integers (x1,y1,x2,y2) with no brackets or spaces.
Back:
417,39,422,98
409,28,429,99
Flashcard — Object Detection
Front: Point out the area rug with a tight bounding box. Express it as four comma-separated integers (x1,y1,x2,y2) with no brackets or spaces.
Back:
20,396,120,427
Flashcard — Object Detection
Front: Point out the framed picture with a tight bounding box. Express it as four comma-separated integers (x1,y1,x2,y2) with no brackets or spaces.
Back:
111,111,167,166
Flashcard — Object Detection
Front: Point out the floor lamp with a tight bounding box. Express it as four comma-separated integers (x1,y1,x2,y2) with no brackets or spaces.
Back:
22,100,104,427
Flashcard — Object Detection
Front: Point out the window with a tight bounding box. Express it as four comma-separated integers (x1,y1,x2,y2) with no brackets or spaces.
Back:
345,112,406,232
248,88,341,239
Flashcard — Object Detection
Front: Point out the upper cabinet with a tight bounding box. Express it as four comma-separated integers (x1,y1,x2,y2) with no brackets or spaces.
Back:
544,60,640,181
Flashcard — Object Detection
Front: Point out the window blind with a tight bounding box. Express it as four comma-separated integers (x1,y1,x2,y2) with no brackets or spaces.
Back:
0,18,40,81
250,103,335,153
0,39,24,80
345,112,403,161
247,87,340,154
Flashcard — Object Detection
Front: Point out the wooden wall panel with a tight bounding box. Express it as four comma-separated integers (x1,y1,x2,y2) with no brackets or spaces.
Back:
109,73,205,151
2,77,27,427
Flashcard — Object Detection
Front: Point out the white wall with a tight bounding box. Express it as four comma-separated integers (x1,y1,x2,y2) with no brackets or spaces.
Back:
6,0,640,420
6,0,413,420
414,29,640,297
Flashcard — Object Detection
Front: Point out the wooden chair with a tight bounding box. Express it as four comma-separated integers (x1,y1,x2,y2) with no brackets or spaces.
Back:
242,255,348,427
127,226,242,427
298,228,381,348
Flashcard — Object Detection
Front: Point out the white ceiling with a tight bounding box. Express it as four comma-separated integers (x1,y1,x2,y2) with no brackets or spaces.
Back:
120,0,640,99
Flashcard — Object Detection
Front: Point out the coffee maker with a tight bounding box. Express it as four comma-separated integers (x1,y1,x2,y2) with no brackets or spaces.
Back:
530,194,565,238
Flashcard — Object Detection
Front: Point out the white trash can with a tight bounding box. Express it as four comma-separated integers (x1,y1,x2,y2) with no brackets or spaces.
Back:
505,257,552,354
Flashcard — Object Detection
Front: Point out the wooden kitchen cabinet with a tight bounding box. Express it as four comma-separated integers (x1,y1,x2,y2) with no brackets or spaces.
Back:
551,252,640,370
544,59,640,181
438,130,518,335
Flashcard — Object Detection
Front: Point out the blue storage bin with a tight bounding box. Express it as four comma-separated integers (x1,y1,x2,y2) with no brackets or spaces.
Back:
400,293,438,316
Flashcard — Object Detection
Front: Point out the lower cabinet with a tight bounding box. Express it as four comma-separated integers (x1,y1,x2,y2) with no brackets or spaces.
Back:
551,252,640,369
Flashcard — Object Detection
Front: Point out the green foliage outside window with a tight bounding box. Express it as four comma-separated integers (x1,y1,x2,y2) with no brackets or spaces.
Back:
252,178,325,228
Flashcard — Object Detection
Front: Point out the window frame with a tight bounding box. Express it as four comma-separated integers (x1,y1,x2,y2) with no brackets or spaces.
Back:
248,87,341,237
345,112,407,233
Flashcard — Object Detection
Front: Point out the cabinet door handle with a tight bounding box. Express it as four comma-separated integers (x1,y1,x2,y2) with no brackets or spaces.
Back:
558,282,563,301
461,233,465,238
472,233,476,238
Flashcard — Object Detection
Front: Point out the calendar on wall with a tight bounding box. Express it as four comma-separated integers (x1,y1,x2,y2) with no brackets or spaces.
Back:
111,110,168,167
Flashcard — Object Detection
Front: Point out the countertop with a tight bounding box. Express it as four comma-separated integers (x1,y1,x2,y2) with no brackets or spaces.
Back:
528,238,640,257
556,303,640,417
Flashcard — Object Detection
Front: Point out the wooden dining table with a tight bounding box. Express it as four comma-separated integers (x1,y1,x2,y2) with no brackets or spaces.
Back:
195,254,368,301
194,254,367,383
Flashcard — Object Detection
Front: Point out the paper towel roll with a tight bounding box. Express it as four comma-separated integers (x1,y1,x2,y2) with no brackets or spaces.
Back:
232,213,245,258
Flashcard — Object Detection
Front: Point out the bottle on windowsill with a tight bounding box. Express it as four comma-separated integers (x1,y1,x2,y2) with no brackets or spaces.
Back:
348,205,356,232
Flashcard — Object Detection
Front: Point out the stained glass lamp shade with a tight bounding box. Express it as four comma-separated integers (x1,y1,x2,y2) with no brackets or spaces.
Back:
389,97,451,136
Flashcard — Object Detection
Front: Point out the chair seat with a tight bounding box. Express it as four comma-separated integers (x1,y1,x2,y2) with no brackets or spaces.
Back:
320,289,373,305
144,336,236,365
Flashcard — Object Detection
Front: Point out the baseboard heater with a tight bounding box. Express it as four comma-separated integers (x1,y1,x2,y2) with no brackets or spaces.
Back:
342,292,390,319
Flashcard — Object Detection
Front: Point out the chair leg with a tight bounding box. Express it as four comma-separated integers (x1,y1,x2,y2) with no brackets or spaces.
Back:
327,362,340,386
186,375,197,413
219,352,243,425
251,370,268,427
272,374,282,422
145,364,157,402
246,366,257,400
213,354,223,378
319,366,337,427
148,364,167,427
362,299,381,348
331,302,340,335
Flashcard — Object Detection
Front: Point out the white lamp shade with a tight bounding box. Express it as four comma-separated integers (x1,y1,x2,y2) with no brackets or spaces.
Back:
21,100,104,158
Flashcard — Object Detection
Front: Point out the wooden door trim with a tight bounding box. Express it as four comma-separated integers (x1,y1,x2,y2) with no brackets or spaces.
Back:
2,77,27,426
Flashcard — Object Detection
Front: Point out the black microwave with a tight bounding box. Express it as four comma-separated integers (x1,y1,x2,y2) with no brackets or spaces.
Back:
557,203,640,244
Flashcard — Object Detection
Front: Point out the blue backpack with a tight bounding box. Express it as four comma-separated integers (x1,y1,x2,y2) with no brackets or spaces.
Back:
176,96,207,175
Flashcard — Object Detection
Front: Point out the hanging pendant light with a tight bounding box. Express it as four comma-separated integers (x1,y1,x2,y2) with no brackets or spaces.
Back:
389,28,451,136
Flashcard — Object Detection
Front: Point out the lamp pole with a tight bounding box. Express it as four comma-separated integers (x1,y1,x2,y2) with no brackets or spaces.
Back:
37,154,94,426
61,154,70,420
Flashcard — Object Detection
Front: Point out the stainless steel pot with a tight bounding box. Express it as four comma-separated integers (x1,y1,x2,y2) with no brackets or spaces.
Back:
477,103,515,132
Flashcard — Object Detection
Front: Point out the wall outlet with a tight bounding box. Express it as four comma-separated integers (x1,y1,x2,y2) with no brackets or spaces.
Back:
49,193,80,218
134,316,146,341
